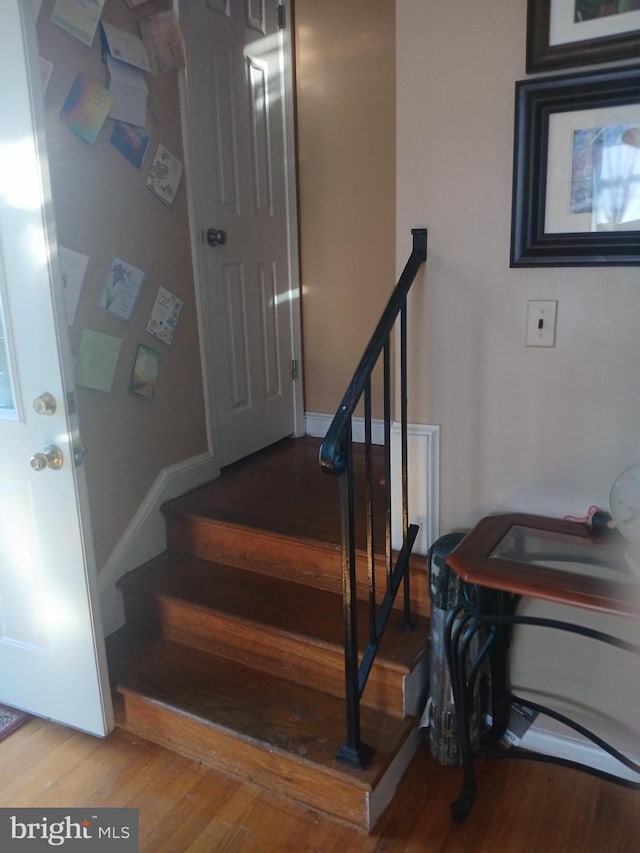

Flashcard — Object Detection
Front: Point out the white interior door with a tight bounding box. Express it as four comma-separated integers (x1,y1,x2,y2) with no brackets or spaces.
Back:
182,0,303,468
0,0,112,736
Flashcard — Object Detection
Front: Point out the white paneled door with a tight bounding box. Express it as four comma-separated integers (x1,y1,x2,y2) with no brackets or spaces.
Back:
182,0,302,467
0,1,112,736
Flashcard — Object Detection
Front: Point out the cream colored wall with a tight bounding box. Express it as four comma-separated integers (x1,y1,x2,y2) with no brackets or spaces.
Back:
397,0,640,753
397,0,640,530
37,0,208,570
295,0,396,418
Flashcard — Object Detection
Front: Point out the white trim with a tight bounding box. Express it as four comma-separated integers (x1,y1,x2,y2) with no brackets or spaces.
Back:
391,423,440,555
280,0,305,437
306,413,440,556
521,723,640,784
367,723,421,830
98,452,216,637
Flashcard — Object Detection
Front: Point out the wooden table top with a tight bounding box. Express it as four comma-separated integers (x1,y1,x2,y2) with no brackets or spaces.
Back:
447,513,640,620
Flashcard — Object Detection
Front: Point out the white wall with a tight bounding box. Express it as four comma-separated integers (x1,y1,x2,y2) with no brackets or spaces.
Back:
397,0,640,768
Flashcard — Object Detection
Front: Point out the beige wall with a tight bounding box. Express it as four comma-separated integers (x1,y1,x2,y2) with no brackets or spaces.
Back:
397,0,640,751
37,0,208,570
397,0,640,531
295,0,396,418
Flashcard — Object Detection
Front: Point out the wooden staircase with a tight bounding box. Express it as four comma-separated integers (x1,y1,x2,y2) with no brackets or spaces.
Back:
112,437,430,831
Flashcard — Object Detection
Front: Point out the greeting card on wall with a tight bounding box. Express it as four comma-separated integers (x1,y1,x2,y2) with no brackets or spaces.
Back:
147,286,182,345
129,343,161,400
59,245,89,325
110,121,150,169
138,11,185,75
146,144,183,205
52,0,106,47
99,258,144,321
60,75,113,144
101,21,151,73
107,56,148,128
75,329,122,393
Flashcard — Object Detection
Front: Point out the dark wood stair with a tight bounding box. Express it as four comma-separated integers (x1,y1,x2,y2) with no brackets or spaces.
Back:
112,437,430,831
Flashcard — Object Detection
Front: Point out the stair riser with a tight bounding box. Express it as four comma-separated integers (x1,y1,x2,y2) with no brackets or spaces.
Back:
118,689,373,828
154,596,409,717
165,515,430,618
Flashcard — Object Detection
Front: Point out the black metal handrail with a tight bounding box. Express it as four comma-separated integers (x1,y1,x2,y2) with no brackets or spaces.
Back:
319,227,428,769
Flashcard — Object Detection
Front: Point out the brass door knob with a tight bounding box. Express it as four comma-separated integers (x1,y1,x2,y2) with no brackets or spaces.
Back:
30,445,64,471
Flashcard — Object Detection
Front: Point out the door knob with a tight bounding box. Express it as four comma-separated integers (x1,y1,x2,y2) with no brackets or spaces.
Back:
30,445,64,471
206,228,227,247
33,392,57,416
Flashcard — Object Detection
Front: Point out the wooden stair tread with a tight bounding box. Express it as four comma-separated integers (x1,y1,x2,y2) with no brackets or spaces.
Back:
162,436,403,557
117,638,415,788
120,554,428,673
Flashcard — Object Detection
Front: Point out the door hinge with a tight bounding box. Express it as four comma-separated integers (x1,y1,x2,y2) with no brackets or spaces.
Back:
291,359,298,381
277,3,285,30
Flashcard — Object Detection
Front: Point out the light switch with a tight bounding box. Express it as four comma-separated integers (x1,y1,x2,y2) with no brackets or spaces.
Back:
526,300,557,347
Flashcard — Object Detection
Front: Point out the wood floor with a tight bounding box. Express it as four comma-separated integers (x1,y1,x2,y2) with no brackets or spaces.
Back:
1,716,638,852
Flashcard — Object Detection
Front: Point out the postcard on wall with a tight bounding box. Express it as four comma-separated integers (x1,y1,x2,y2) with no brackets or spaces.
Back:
99,257,145,321
60,75,113,144
129,343,161,400
75,329,122,393
101,21,151,73
146,143,183,205
147,286,183,346
51,0,106,47
110,121,150,169
107,56,148,128
59,245,89,326
138,11,185,76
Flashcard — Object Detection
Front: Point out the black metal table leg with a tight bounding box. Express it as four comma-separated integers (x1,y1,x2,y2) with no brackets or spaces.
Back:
445,605,482,823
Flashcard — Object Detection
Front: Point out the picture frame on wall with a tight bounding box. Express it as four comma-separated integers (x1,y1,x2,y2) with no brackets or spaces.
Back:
527,0,640,73
510,64,640,267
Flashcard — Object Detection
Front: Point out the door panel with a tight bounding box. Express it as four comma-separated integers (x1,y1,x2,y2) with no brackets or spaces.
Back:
182,0,301,467
0,0,111,736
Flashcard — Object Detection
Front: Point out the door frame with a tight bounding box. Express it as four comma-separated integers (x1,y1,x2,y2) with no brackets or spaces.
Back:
178,0,304,474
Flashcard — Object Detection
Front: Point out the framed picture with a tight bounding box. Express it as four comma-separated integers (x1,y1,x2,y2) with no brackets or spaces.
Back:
510,64,640,267
527,0,640,73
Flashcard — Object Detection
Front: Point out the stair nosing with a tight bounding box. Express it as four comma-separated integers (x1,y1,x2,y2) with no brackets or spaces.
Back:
116,638,414,788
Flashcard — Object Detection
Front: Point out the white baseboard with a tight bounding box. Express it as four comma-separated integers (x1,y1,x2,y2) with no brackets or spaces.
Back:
305,412,440,556
521,723,640,784
98,452,217,637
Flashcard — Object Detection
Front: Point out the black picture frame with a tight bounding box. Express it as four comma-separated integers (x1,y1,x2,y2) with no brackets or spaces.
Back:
527,0,640,73
510,64,640,268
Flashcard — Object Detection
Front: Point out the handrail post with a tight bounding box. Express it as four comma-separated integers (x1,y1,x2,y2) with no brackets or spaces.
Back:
400,298,413,630
321,228,427,770
335,428,374,769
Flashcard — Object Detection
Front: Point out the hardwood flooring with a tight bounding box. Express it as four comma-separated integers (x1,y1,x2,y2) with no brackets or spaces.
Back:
1,716,638,852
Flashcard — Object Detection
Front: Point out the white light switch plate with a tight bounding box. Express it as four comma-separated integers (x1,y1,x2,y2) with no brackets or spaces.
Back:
526,300,557,347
